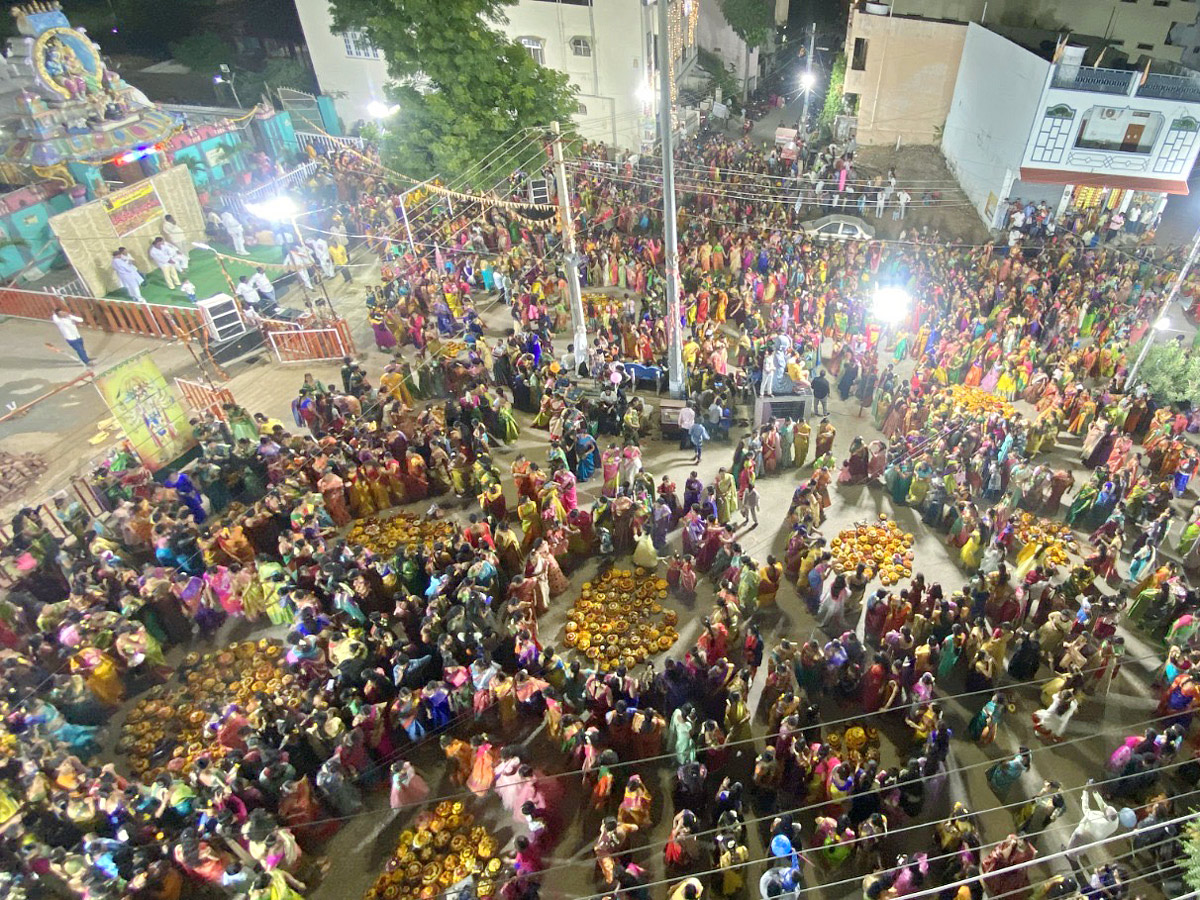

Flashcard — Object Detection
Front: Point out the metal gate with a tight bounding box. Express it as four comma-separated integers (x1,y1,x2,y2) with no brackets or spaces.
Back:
277,87,326,134
175,378,236,417
266,326,348,363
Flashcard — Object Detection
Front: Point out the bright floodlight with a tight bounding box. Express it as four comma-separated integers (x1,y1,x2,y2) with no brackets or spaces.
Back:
800,71,816,90
874,286,909,324
1153,316,1172,331
246,196,299,221
367,100,398,118
636,82,656,104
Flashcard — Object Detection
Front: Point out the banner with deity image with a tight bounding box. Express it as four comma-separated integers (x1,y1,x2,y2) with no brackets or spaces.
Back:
93,351,196,472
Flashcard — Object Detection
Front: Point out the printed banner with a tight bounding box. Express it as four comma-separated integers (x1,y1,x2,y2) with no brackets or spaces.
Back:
94,351,196,472
102,181,164,236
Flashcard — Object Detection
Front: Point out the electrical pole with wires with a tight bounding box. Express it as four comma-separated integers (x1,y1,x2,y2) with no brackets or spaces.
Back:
654,0,685,397
799,22,817,135
550,121,589,363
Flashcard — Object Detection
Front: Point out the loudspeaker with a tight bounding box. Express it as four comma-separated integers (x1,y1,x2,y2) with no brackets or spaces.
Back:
197,294,246,344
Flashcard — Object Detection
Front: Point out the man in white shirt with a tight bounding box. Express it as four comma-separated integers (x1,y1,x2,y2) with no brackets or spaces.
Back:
161,214,190,267
111,248,145,302
560,344,578,379
309,237,334,278
287,245,314,289
148,237,181,289
235,276,262,310
676,403,696,450
51,308,92,367
249,267,275,303
493,268,508,305
220,210,247,254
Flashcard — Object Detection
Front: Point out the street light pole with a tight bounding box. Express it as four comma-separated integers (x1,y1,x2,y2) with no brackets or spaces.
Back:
1123,226,1200,390
799,22,817,133
656,0,685,397
550,120,588,361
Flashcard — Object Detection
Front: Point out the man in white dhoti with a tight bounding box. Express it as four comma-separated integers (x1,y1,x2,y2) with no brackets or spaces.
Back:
111,248,145,302
1065,786,1122,857
309,237,334,279
148,237,181,289
161,214,190,267
287,245,313,289
220,210,247,255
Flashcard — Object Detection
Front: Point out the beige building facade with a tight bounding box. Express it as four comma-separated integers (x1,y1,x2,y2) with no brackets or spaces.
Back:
843,0,1200,146
841,7,968,145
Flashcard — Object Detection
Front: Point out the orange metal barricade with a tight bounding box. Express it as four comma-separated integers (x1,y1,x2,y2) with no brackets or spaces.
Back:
259,316,358,363
0,287,205,341
174,379,237,418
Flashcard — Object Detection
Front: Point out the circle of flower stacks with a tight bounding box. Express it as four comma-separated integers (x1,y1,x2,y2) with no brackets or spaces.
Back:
563,567,677,672
1013,511,1078,567
366,800,501,900
938,383,1016,419
116,639,295,780
347,511,458,555
830,513,915,586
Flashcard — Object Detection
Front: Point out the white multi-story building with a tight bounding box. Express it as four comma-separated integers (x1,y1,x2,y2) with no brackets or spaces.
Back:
293,0,728,150
942,23,1200,228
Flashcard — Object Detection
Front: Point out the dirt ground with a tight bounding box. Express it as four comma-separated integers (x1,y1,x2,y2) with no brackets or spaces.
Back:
853,144,993,244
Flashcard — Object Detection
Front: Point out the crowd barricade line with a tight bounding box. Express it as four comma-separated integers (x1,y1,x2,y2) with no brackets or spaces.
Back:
174,379,237,419
0,287,205,341
258,315,358,363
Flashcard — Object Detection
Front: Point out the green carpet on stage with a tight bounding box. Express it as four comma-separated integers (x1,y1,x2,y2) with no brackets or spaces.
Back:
104,243,286,308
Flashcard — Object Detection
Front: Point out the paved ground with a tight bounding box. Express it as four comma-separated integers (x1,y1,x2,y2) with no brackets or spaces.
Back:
0,253,1179,899
292,344,1171,900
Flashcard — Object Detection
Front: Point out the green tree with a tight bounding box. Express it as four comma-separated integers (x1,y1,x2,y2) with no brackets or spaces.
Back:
1184,822,1200,894
819,52,846,129
168,32,228,73
1132,337,1200,406
235,58,316,105
718,0,775,49
697,48,743,114
326,0,577,185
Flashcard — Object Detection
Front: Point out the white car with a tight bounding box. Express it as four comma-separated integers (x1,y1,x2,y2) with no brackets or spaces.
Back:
801,215,876,242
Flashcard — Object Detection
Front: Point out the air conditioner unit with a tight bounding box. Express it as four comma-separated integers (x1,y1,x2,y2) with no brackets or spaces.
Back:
197,293,247,344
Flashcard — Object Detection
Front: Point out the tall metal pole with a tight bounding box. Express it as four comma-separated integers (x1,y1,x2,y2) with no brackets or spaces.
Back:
550,120,588,364
1124,226,1200,390
399,198,417,257
657,0,685,397
799,22,817,133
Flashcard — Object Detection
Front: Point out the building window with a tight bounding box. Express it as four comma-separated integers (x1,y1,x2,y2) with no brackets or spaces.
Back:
570,36,592,57
851,37,868,71
341,31,380,59
1155,116,1200,173
1137,42,1155,49
520,37,546,64
1030,104,1076,164
577,102,588,115
1154,0,1169,5
1075,106,1163,154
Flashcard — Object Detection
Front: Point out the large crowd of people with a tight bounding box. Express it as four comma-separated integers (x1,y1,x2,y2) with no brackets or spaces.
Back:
3,125,1200,900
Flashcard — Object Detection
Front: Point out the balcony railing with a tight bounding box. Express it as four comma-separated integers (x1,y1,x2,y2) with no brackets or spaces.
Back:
1051,66,1134,95
1139,72,1200,103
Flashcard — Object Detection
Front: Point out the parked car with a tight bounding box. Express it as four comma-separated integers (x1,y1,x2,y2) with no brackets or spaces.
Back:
800,214,876,242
